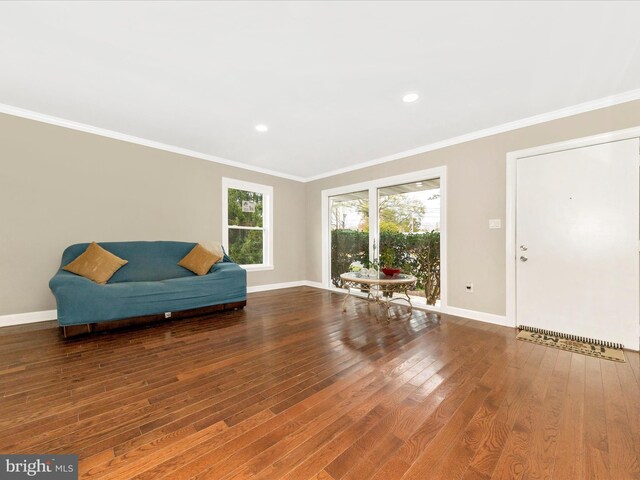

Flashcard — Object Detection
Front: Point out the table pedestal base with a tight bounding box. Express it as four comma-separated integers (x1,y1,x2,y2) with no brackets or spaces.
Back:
341,285,414,320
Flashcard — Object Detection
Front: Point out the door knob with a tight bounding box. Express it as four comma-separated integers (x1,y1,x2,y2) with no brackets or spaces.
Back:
520,245,528,251
520,256,528,262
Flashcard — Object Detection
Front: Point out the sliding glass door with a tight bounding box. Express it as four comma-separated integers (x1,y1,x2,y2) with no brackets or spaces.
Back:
324,169,444,308
329,190,369,288
378,179,440,305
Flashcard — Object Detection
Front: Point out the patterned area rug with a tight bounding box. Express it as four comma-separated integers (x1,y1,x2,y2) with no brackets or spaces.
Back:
516,329,626,362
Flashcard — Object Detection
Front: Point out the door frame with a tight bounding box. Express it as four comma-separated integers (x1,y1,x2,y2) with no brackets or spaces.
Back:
321,166,447,312
506,126,640,330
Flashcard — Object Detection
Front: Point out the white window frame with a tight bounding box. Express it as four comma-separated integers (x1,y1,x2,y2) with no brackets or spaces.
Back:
222,177,274,271
320,166,447,312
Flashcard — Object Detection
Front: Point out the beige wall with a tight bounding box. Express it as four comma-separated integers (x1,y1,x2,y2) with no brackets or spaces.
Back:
305,100,640,316
2,100,639,318
0,113,306,315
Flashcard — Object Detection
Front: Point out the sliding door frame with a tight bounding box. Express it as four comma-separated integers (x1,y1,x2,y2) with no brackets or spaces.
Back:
321,166,447,312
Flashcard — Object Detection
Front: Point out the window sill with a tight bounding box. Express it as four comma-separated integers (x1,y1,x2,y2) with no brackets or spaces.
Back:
240,265,274,272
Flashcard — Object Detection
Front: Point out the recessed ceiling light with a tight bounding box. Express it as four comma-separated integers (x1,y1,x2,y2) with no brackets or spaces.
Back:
255,124,268,132
416,182,423,187
402,93,420,103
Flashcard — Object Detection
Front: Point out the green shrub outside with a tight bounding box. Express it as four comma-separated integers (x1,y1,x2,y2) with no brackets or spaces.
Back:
331,229,441,305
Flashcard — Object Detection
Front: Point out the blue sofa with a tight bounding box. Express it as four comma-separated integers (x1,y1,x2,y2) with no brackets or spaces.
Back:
49,241,247,337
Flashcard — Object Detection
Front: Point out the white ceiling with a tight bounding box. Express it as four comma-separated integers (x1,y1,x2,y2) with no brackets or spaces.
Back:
1,1,640,180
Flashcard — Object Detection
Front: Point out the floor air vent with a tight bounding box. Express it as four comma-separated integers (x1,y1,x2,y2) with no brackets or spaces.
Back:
517,325,623,350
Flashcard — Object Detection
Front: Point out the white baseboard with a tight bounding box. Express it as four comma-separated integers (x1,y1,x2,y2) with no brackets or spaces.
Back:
247,280,308,293
0,281,314,328
0,309,57,328
306,283,509,327
247,280,327,292
0,282,507,330
443,306,509,327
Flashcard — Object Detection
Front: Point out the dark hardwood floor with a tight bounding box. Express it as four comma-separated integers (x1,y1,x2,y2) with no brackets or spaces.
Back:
0,287,638,479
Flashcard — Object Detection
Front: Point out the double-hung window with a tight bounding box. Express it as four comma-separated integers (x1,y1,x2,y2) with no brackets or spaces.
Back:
222,178,273,271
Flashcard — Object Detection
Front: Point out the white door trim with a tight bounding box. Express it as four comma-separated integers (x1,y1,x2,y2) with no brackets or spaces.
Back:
506,126,640,330
320,166,447,311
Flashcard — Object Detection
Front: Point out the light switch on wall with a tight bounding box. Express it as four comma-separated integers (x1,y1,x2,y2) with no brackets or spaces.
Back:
489,219,501,229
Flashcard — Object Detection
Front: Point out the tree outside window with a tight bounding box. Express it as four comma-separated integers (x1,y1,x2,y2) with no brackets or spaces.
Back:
223,179,273,270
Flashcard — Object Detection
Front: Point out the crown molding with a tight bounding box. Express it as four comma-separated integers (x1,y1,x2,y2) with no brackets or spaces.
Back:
303,87,640,182
2,87,639,184
0,103,307,182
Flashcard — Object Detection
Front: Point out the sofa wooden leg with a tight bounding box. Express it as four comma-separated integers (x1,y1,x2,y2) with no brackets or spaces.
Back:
61,324,93,338
225,300,246,311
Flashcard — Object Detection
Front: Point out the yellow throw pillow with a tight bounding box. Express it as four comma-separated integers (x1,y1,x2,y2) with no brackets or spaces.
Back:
63,242,128,284
178,243,222,276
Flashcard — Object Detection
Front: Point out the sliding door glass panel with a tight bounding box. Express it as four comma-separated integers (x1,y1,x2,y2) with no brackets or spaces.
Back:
378,179,441,305
329,191,369,287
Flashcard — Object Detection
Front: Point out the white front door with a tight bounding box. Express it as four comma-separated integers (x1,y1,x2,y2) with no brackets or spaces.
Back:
516,138,639,349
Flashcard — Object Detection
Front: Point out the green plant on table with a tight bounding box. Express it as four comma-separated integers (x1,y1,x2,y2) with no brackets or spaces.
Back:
380,247,396,267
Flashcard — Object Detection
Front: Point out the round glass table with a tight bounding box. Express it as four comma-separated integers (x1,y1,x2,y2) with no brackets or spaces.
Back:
339,272,418,319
